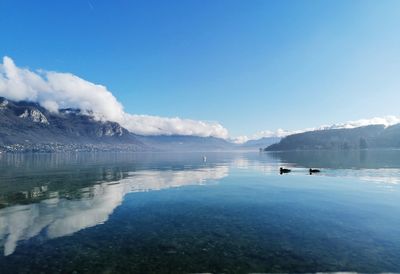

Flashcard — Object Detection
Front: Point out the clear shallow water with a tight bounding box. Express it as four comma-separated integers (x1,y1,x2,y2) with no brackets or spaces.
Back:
0,151,400,273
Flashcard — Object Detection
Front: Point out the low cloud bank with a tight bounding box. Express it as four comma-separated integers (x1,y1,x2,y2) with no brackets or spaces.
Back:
0,56,228,138
323,116,400,130
121,114,228,137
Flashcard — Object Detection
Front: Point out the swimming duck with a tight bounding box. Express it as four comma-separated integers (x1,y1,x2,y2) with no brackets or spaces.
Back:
280,167,291,174
309,168,321,174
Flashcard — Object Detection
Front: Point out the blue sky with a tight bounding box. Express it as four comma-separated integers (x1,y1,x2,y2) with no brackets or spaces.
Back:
1,0,400,137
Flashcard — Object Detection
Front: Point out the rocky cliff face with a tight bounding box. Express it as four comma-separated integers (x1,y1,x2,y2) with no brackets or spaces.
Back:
18,108,49,124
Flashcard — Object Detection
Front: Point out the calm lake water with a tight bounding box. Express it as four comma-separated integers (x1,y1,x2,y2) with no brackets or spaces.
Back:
1,150,400,273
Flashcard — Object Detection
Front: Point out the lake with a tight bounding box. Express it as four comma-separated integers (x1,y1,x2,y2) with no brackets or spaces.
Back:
1,150,400,273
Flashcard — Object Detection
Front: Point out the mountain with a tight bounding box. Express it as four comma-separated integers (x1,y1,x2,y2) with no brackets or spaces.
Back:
372,123,400,148
137,135,283,152
0,97,145,152
2,97,316,153
240,137,281,150
135,134,235,151
0,97,237,152
265,124,400,151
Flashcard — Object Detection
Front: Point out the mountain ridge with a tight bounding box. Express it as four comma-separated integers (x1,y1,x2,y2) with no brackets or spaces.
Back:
0,97,244,152
0,97,147,152
265,124,400,151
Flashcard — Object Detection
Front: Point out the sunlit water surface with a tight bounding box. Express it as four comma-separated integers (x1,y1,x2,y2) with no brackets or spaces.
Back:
1,150,400,273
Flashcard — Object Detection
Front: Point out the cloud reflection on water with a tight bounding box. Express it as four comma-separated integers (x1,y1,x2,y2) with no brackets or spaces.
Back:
2,150,400,257
0,166,228,256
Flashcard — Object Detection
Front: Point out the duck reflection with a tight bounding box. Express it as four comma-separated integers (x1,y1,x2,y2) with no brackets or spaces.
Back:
0,166,228,256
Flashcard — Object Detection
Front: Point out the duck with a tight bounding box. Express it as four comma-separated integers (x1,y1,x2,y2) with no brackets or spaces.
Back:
280,167,291,174
309,168,321,174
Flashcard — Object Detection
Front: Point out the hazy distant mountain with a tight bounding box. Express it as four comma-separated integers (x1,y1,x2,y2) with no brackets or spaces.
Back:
137,135,283,152
135,134,235,151
265,124,400,151
240,137,281,149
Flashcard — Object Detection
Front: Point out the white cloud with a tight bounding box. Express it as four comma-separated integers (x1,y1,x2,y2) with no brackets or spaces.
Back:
0,166,228,255
322,115,400,130
0,56,125,121
121,114,228,138
0,56,228,138
233,128,308,144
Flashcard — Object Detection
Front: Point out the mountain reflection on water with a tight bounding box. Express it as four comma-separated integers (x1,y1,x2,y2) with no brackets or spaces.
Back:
0,158,228,256
1,151,400,273
269,149,400,184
